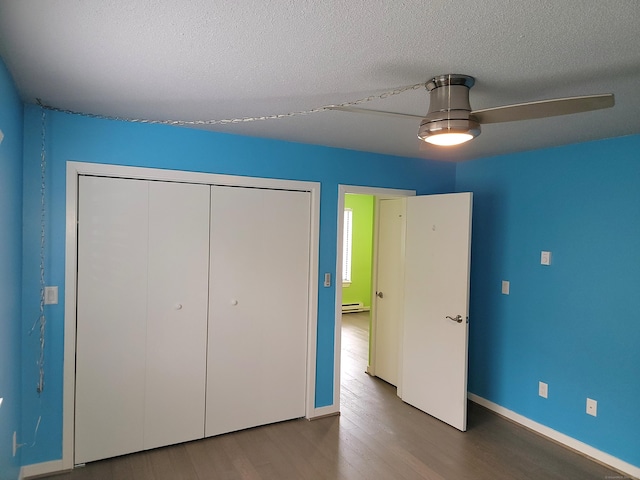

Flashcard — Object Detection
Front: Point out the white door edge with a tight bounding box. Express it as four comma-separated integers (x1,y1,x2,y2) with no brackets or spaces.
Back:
373,197,408,389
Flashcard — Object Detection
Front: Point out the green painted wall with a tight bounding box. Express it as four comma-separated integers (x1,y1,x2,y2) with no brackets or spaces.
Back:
342,194,374,308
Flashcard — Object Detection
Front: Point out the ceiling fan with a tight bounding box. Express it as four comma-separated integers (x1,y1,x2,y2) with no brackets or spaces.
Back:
328,74,615,147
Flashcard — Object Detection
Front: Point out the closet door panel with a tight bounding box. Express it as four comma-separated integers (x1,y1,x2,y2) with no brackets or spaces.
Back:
75,176,149,464
206,186,310,437
144,181,210,449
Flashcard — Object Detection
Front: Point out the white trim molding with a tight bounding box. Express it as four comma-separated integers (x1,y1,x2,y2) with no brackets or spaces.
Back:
308,404,340,420
64,161,321,469
20,459,66,479
468,393,640,479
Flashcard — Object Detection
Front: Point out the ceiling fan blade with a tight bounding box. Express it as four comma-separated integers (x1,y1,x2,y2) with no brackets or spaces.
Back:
326,106,424,121
471,94,614,125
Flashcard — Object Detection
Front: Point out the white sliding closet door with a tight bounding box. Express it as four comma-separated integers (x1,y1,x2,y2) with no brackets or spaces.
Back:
206,186,310,437
75,177,210,463
144,181,210,449
76,176,149,464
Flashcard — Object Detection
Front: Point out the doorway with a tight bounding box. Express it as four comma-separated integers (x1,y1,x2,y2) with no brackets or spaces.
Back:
336,187,473,432
335,185,415,412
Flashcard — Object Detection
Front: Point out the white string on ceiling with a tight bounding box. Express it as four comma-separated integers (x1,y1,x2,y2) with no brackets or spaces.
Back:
36,83,425,126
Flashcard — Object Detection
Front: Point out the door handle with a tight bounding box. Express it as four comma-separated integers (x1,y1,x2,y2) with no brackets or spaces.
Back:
376,291,384,298
446,315,463,323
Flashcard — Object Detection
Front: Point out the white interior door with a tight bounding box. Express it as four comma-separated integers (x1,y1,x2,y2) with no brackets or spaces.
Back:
76,177,211,463
373,198,406,386
400,192,472,431
75,176,149,463
206,186,310,437
144,181,210,449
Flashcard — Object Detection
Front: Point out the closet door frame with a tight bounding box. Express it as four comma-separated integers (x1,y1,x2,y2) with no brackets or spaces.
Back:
63,161,320,470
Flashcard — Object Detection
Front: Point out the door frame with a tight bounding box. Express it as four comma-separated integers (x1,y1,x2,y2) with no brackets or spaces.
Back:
63,161,321,469
334,185,415,412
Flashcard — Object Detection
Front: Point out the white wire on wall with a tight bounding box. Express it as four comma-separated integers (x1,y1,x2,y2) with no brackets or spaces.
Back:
22,84,424,452
22,106,47,452
36,105,46,396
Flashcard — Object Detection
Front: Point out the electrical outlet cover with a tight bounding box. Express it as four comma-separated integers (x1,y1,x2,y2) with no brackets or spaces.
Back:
538,381,548,398
44,286,59,305
541,251,552,265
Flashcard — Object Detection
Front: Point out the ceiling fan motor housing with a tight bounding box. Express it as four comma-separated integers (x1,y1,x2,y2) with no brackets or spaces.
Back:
418,74,481,140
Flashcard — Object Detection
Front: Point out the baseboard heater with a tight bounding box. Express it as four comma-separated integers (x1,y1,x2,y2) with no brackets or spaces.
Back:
341,302,370,313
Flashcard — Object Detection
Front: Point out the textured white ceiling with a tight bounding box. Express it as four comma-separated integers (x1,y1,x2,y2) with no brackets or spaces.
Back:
1,1,639,161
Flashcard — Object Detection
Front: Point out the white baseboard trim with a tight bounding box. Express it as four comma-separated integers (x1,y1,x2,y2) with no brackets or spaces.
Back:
22,397,637,478
20,459,67,479
308,404,340,420
468,393,640,479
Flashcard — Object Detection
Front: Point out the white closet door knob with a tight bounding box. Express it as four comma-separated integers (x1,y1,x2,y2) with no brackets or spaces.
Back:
231,299,238,306
175,303,183,310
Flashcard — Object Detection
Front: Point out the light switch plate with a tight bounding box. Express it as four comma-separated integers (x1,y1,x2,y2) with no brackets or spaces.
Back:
501,280,510,295
586,398,597,416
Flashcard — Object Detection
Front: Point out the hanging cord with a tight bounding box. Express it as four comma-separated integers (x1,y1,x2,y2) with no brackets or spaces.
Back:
15,414,42,450
29,82,421,393
20,107,47,453
36,83,424,126
23,84,421,447
28,106,47,396
37,105,46,395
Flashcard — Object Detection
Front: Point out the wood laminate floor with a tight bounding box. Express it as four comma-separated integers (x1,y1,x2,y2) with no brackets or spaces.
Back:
37,312,623,479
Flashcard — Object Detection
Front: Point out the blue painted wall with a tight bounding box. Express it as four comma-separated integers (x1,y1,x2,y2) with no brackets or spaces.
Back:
19,105,455,465
0,58,23,480
456,135,640,467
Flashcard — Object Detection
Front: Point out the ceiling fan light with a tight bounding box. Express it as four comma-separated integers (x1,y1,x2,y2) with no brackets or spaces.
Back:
417,118,481,147
424,132,475,146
